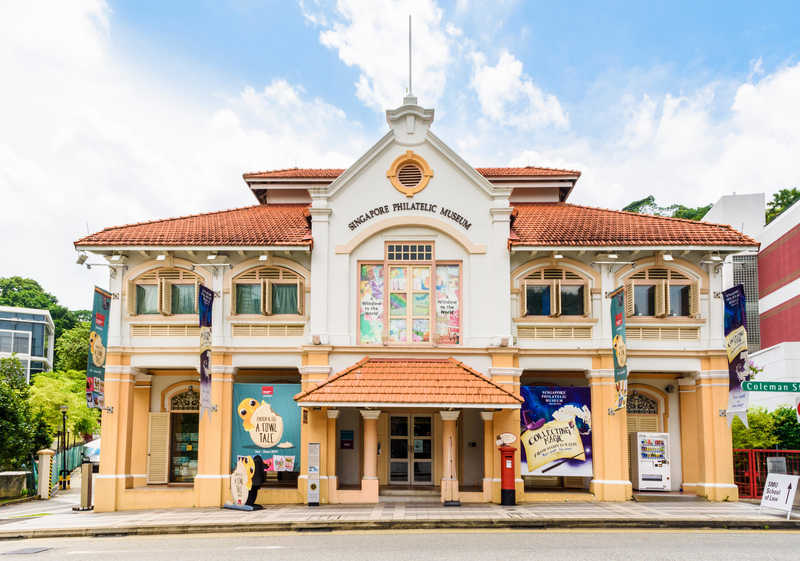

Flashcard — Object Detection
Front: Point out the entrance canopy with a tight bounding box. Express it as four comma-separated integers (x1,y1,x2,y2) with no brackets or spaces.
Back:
294,357,522,409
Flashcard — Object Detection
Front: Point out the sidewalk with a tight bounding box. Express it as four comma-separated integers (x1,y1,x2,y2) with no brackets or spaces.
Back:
1,497,799,539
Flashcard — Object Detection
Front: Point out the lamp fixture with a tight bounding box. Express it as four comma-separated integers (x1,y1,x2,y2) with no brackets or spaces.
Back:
110,252,127,262
499,337,509,347
608,253,618,259
381,330,390,346
76,252,88,265
431,332,441,346
156,252,168,261
710,250,722,262
311,335,321,345
259,252,269,261
554,253,564,259
207,253,218,260
663,252,674,261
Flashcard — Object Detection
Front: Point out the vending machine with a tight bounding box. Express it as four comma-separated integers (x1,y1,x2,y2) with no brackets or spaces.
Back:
630,432,671,491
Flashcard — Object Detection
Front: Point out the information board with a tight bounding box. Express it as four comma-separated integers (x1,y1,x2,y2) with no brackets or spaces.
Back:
759,473,800,520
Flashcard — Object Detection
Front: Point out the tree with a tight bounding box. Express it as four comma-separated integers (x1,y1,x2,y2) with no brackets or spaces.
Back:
622,196,712,221
731,406,779,449
56,322,90,372
772,405,800,450
766,188,800,224
0,276,81,342
0,355,52,469
28,370,99,437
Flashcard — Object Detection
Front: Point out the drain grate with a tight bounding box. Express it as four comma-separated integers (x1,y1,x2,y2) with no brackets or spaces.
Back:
2,548,52,555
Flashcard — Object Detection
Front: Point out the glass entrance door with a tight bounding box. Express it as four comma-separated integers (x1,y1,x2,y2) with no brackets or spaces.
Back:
389,414,433,485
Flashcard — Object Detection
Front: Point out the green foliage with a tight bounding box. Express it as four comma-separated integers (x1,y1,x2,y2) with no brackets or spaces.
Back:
771,406,800,450
765,188,800,224
622,196,711,221
55,322,90,372
0,355,52,469
0,276,82,344
731,406,778,449
28,370,99,437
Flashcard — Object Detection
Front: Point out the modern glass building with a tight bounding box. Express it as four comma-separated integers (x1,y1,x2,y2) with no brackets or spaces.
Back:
0,306,55,381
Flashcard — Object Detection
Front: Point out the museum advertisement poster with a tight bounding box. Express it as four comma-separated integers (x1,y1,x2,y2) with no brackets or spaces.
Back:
610,286,628,411
520,386,593,477
86,286,111,409
231,383,301,472
723,284,749,428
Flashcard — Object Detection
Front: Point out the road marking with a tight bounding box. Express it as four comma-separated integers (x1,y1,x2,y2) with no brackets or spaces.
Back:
234,546,283,549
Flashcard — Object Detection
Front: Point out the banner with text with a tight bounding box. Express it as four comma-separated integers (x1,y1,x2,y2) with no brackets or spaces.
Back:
231,383,302,473
520,386,593,477
198,285,214,422
723,284,749,428
610,286,628,411
86,286,111,409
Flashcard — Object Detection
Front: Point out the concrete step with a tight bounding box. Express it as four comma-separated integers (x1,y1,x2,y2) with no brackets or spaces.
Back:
633,493,708,502
379,488,440,503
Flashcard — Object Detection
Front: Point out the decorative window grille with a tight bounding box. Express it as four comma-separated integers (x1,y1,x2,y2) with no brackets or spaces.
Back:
626,393,658,415
733,255,760,352
171,390,200,411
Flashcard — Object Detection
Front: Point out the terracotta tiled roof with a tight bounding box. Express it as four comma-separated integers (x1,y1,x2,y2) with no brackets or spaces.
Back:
74,205,312,247
510,203,759,247
475,166,580,177
294,357,523,406
244,166,580,180
244,168,346,179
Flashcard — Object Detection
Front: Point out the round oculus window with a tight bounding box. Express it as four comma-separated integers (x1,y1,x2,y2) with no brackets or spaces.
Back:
397,164,423,188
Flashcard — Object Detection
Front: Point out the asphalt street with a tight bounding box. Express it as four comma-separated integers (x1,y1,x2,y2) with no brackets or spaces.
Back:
1,529,800,560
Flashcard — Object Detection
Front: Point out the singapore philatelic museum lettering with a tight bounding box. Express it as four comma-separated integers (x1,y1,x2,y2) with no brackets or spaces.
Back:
348,202,473,231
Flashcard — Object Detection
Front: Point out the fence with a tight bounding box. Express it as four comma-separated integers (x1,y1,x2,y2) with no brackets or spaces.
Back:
50,443,86,493
733,449,800,499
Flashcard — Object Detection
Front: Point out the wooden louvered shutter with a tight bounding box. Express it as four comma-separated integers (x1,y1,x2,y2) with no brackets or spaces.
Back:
689,280,700,318
230,278,237,315
158,279,173,316
194,278,200,314
146,412,170,484
520,281,528,317
625,280,635,317
550,279,561,317
655,279,667,318
583,282,591,317
296,277,304,315
126,279,136,316
261,279,272,315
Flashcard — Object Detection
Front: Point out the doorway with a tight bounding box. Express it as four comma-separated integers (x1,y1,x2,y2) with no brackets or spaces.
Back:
389,414,433,485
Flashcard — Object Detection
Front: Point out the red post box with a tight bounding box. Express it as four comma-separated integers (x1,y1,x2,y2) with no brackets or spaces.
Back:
499,446,516,506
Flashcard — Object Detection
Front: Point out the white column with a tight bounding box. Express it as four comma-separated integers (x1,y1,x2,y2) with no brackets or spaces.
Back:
309,199,332,345
489,202,513,346
440,410,460,502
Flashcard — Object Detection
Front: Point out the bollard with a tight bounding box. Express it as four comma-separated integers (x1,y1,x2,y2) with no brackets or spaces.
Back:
74,459,94,511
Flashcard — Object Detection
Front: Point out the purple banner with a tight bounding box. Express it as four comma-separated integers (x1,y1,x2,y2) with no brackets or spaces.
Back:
199,285,214,421
723,284,749,427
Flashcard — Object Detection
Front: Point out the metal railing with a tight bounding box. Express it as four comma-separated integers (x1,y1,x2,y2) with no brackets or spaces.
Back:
50,444,85,494
733,449,800,499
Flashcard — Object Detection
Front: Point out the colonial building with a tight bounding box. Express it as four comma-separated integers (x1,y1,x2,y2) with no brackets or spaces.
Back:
75,94,757,512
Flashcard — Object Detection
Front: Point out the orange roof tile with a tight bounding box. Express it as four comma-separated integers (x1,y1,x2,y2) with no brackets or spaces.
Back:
74,205,312,247
243,166,579,180
510,203,758,247
294,357,523,406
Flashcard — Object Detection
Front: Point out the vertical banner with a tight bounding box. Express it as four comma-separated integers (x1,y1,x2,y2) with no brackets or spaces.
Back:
609,286,628,411
86,286,111,409
231,383,302,472
520,387,593,476
198,285,214,422
723,284,749,427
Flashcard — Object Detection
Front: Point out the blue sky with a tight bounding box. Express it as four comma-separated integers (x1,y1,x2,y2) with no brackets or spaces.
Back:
1,0,799,308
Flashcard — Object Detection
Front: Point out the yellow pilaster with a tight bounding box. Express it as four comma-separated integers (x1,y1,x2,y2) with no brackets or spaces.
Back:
196,365,236,506
360,410,381,502
299,407,329,503
694,370,739,501
587,369,632,501
327,409,339,497
489,352,522,502
678,377,700,494
95,362,136,512
480,411,494,501
131,377,151,488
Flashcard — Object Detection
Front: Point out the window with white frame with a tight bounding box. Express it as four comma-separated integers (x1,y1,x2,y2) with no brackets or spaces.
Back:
520,268,590,318
126,268,203,316
230,266,305,316
359,242,460,345
625,268,699,318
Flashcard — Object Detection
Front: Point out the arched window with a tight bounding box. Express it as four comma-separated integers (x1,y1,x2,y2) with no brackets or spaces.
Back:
231,266,305,316
126,268,203,316
625,267,699,318
521,267,590,317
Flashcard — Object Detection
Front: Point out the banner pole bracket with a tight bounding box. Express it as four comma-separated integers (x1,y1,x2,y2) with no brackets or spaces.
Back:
608,408,615,416
99,406,113,414
719,409,727,417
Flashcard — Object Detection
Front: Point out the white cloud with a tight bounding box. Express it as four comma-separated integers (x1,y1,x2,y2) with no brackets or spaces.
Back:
302,0,455,110
0,1,366,309
470,50,569,130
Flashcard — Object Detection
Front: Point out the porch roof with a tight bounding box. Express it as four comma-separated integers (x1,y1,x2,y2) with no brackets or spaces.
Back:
294,357,523,409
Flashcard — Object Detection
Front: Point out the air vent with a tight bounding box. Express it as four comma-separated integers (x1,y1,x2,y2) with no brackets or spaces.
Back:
397,164,423,188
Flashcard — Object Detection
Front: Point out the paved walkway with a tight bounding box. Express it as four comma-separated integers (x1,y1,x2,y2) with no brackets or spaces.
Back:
2,497,799,538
